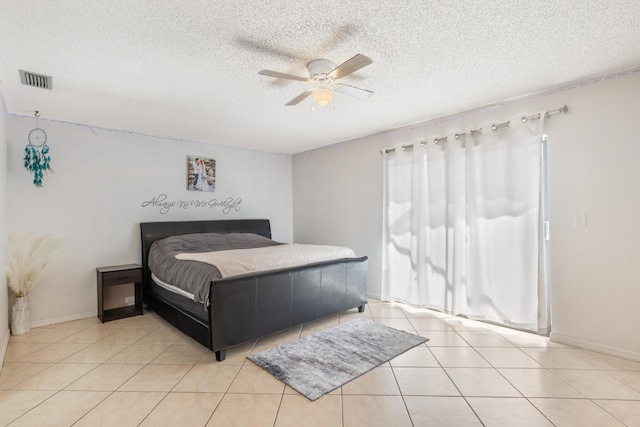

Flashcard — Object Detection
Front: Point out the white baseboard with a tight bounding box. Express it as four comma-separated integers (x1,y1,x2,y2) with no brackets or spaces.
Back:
0,328,10,374
550,332,640,362
30,311,97,328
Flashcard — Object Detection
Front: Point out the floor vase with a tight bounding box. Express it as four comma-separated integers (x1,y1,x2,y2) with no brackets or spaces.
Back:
11,296,30,335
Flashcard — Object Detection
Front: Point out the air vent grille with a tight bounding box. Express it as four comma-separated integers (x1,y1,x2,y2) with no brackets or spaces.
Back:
19,70,52,90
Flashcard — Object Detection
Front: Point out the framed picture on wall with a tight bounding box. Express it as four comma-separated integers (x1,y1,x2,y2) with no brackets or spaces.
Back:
187,155,216,192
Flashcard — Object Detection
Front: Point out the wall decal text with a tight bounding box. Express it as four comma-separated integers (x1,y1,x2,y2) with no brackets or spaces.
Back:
141,193,242,215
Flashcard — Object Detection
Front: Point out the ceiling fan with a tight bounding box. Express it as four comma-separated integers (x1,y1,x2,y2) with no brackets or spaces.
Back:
258,54,373,107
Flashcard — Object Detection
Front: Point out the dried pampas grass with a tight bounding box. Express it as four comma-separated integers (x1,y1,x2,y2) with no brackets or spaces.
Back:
6,230,61,297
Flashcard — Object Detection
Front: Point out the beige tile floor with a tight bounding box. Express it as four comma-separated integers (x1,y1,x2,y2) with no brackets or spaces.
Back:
1,299,640,426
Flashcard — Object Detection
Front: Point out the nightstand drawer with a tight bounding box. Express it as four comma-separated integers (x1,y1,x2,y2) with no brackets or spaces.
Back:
101,269,142,285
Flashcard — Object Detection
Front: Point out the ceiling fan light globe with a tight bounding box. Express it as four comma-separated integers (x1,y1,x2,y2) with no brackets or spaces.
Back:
312,88,333,106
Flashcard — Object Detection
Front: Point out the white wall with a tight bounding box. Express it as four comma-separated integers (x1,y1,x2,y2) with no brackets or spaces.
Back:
0,93,9,366
545,73,640,361
293,70,640,361
7,118,292,326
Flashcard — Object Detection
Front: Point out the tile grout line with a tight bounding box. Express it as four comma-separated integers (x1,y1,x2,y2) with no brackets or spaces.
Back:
5,305,640,425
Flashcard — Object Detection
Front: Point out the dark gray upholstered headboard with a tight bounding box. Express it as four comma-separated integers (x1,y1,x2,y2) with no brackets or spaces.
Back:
140,219,271,289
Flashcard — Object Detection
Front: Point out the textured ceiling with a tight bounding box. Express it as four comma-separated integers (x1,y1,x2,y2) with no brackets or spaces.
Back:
1,1,640,154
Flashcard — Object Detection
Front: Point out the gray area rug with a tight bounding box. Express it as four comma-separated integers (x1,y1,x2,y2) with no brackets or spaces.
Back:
248,318,428,401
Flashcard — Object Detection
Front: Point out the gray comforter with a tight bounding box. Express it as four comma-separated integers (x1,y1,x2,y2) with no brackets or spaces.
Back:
148,232,281,303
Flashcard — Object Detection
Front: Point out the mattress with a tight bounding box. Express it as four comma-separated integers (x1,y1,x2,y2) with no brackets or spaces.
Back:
149,232,357,305
149,274,208,323
175,243,356,278
149,232,281,303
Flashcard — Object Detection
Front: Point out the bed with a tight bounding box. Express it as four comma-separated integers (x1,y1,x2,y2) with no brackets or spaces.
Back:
140,219,368,361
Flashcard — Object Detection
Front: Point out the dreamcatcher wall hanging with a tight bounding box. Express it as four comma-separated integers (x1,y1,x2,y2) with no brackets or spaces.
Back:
23,111,53,187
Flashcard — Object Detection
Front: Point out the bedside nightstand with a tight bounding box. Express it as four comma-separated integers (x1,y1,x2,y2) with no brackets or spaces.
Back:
96,264,143,322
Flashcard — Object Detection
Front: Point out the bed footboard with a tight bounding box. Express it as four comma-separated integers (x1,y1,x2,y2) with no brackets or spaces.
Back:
209,257,368,359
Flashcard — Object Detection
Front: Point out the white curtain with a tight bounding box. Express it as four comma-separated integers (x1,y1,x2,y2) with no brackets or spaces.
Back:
382,117,546,332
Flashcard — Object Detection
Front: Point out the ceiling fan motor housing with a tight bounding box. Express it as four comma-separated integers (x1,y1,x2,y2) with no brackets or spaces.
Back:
307,59,336,78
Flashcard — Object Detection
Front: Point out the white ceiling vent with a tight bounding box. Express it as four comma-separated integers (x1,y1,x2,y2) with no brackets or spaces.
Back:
19,70,52,90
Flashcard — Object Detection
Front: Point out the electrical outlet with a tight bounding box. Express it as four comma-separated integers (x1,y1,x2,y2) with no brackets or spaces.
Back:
124,296,135,306
573,213,586,228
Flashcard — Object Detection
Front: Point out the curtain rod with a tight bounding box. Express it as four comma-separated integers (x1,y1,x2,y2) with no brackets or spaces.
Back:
521,105,568,123
380,105,568,154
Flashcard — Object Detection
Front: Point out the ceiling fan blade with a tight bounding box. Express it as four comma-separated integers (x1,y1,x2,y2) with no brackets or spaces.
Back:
335,83,373,100
258,70,309,82
329,54,373,79
285,89,314,106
